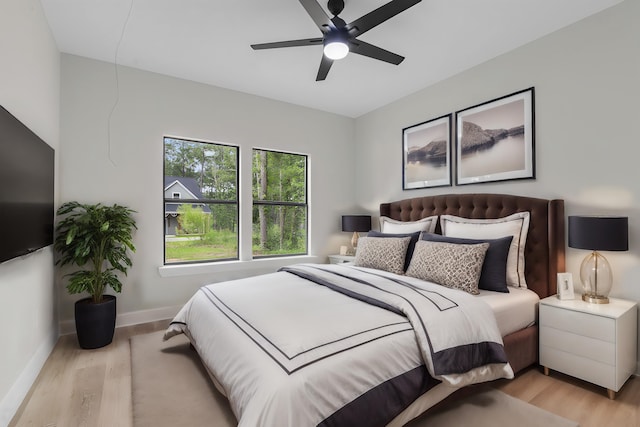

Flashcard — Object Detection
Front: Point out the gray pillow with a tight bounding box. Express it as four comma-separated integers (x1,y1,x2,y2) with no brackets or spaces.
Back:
354,236,411,275
406,240,489,295
421,233,512,293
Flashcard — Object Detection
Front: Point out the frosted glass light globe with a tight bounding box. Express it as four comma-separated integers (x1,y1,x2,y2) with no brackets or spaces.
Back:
324,42,349,60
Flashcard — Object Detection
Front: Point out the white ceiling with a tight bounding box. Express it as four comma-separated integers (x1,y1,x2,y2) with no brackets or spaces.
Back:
40,0,621,118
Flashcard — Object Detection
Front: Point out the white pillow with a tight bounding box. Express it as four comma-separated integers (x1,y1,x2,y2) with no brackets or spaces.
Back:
440,212,530,288
379,215,438,234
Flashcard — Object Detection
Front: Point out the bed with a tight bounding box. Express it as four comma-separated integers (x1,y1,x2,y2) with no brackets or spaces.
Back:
164,193,565,427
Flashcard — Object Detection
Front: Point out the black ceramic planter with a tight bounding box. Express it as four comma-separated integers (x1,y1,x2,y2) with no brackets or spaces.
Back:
74,295,116,349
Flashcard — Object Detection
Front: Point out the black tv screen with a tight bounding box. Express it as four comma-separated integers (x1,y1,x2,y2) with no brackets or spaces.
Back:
0,105,55,263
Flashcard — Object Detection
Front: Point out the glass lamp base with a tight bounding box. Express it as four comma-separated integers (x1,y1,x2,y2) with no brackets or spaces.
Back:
350,231,360,256
582,294,609,304
579,251,613,305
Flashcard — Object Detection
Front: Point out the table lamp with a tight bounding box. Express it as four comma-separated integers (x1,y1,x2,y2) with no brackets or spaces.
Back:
341,215,371,255
568,216,628,304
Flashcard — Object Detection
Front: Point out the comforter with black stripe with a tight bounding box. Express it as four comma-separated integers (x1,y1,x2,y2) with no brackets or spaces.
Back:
164,263,513,427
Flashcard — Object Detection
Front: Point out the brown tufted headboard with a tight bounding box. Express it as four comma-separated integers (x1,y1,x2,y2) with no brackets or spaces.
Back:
380,193,565,298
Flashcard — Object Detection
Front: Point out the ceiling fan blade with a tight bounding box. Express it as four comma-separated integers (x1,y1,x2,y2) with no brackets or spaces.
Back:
251,38,323,50
316,55,333,81
349,40,404,65
348,0,421,37
299,0,334,32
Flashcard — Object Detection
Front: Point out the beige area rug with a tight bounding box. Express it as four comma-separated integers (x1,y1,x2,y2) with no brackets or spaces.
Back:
131,331,579,427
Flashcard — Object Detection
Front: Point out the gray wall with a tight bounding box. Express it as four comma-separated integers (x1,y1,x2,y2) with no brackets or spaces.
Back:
58,55,357,325
354,0,640,370
0,0,60,423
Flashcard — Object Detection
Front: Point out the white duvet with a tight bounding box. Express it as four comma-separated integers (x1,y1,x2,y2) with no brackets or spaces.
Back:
164,264,513,427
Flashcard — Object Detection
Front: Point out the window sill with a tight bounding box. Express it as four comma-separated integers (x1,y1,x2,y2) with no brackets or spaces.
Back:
158,255,323,278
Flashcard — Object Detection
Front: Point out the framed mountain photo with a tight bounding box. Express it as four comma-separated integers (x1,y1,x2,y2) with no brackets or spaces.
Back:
455,88,535,185
402,114,452,190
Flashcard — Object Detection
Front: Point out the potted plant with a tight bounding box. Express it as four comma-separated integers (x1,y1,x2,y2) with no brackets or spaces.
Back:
54,201,137,349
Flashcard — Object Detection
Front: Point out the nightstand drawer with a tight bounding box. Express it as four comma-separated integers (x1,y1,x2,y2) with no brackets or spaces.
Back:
539,304,615,342
540,325,615,365
540,346,617,390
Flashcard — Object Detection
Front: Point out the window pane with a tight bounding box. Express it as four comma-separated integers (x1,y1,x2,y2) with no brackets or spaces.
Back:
252,205,307,257
165,137,237,201
252,150,306,203
164,203,238,263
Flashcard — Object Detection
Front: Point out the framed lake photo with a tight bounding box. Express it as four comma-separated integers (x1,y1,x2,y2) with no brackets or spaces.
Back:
455,88,535,185
402,114,452,190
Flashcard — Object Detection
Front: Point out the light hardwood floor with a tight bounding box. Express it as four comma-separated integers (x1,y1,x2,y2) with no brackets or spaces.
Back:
10,321,640,427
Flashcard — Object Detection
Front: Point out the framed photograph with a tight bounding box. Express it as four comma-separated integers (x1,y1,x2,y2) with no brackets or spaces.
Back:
455,87,535,185
557,272,575,300
402,114,452,190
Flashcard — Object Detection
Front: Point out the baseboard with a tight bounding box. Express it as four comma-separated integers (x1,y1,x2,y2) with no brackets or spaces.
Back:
0,326,58,427
59,304,182,335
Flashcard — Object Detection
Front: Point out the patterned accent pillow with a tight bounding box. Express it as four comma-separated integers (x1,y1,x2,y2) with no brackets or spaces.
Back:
406,240,490,295
354,236,411,275
367,231,421,271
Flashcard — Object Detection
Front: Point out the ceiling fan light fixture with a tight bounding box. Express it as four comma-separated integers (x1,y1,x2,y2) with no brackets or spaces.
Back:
323,41,349,60
323,29,349,60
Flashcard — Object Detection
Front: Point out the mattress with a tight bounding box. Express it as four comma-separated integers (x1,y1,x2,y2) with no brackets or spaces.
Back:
478,287,540,337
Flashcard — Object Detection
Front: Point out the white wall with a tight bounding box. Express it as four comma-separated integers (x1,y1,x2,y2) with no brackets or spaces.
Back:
0,0,60,424
58,54,356,324
355,0,640,369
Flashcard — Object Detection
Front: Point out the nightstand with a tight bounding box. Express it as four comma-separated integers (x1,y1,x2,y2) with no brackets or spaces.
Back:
539,295,637,399
328,254,355,264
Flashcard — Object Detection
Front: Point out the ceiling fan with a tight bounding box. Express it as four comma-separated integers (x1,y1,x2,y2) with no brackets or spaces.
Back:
250,0,422,81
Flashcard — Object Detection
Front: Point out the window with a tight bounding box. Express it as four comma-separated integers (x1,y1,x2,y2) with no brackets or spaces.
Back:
164,137,238,264
252,149,308,257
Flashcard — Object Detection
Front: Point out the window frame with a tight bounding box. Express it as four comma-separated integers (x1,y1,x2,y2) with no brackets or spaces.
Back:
163,136,239,265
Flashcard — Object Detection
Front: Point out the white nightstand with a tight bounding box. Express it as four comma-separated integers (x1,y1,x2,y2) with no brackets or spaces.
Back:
539,295,637,399
328,254,355,264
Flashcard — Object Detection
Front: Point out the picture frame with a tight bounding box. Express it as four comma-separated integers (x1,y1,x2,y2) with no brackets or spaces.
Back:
402,114,452,190
455,87,535,185
557,272,575,300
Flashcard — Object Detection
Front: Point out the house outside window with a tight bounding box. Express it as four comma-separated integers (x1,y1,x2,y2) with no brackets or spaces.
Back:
164,137,238,264
252,149,308,258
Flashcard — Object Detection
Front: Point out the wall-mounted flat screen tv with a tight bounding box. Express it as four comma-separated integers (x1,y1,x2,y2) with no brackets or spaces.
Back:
0,105,55,264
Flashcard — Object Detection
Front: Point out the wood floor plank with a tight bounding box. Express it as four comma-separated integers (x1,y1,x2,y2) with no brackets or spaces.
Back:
9,319,639,427
66,364,106,427
97,332,133,427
